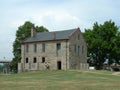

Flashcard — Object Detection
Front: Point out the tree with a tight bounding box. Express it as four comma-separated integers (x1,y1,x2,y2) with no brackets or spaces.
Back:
83,20,120,69
11,21,48,71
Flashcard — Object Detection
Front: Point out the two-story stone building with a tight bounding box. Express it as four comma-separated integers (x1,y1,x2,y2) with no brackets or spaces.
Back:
18,28,88,72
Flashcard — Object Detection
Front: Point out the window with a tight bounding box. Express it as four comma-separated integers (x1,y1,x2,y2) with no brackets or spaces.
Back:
33,57,37,63
82,46,84,54
78,46,80,56
78,34,80,40
74,44,77,53
26,57,28,63
34,44,37,53
42,43,45,52
42,57,45,63
57,43,61,50
56,43,61,56
26,45,29,53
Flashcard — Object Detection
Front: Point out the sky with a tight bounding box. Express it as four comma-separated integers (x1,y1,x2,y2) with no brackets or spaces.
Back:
0,0,120,60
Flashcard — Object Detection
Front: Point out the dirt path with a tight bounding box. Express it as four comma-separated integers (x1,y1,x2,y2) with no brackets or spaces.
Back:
112,72,120,75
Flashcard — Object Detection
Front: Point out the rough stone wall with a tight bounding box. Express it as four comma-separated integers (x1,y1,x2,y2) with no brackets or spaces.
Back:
18,29,88,72
19,40,69,71
69,29,88,69
18,63,23,72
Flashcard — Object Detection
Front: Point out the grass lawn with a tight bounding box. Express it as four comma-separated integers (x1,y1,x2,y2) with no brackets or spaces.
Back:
0,70,120,90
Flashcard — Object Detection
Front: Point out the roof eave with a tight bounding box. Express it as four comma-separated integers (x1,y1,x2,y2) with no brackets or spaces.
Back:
22,39,69,44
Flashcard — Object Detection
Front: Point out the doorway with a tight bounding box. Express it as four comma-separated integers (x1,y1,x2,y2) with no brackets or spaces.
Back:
57,61,61,70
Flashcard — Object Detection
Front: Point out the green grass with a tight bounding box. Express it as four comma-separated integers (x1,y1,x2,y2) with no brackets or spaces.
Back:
0,70,120,90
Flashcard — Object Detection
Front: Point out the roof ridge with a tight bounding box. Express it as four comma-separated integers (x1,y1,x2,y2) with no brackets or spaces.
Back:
37,28,78,34
23,28,79,43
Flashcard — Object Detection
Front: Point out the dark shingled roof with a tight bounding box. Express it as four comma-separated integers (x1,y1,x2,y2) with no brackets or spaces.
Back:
23,28,78,43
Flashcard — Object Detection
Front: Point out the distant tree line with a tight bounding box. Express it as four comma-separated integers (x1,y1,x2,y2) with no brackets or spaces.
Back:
83,20,120,69
11,21,48,71
11,20,120,71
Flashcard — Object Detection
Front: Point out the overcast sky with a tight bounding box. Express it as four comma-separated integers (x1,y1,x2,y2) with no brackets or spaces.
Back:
0,0,120,60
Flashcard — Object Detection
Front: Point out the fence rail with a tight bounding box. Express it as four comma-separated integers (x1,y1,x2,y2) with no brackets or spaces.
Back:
0,60,11,63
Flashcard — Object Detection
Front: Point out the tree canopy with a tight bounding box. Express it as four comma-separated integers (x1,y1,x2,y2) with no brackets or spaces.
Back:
83,20,120,69
11,21,48,71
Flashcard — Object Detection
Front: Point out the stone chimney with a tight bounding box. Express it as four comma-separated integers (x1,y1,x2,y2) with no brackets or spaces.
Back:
31,27,36,37
52,32,56,40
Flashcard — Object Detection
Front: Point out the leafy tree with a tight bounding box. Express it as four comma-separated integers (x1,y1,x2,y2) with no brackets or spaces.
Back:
83,20,120,69
11,21,48,71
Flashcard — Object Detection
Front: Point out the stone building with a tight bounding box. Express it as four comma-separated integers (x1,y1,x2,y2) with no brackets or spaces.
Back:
18,28,88,72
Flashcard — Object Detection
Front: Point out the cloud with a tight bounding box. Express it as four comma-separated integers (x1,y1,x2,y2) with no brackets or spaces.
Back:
0,0,120,60
28,10,81,30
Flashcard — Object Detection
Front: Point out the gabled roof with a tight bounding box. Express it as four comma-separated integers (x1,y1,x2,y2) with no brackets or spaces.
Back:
23,28,79,43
